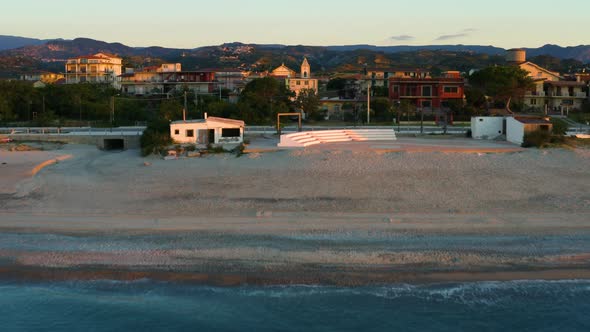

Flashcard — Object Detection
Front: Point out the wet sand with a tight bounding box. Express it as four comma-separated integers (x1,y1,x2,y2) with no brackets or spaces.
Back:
0,139,589,285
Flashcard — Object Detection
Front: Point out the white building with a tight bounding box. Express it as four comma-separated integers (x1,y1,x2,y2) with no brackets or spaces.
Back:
471,116,552,145
170,116,244,145
471,116,505,140
271,58,319,97
506,116,552,145
65,53,123,88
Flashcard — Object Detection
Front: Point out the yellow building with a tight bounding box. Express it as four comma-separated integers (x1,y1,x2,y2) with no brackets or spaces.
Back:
65,53,123,88
271,58,318,97
21,71,64,84
506,49,588,113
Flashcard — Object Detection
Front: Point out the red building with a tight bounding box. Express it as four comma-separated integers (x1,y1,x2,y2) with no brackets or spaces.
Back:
389,71,465,112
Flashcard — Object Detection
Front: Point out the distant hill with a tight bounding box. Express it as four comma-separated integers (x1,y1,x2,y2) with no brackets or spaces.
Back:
0,35,49,51
0,37,589,78
326,44,506,55
525,44,590,63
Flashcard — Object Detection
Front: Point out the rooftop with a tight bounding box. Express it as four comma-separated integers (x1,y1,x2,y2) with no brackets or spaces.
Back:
513,116,552,124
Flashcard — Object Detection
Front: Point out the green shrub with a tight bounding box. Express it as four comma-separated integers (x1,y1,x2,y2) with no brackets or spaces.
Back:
140,119,172,156
206,144,225,153
550,118,569,135
233,144,245,157
522,129,551,148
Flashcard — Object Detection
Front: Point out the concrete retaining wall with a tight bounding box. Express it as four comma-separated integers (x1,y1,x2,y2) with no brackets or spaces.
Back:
8,134,141,149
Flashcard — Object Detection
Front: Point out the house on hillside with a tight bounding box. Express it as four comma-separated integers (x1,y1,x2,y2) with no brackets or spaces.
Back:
20,71,64,84
170,115,244,145
65,53,122,88
506,49,588,113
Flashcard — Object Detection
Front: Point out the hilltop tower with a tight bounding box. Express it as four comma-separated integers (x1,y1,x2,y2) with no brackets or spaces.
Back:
301,57,310,78
506,49,526,64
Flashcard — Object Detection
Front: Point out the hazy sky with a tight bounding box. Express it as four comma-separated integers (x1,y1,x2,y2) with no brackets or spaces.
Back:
1,0,587,48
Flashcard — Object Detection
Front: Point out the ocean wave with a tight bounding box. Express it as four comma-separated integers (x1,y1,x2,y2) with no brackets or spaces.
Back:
5,279,590,307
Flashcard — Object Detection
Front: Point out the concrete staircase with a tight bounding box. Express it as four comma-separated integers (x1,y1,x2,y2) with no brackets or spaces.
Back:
278,129,396,147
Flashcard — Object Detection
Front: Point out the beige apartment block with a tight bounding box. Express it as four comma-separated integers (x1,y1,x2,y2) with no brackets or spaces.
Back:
65,53,123,88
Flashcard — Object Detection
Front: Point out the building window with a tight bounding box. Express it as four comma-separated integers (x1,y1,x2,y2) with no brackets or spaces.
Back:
422,86,432,97
186,129,194,137
304,81,309,85
393,85,399,93
174,129,180,135
421,100,432,108
531,99,537,105
296,81,301,85
444,86,458,93
222,128,240,137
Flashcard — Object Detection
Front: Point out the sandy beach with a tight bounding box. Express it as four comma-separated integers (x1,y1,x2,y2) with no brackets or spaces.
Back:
1,138,589,285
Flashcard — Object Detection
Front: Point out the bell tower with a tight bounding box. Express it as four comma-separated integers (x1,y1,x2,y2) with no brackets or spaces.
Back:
301,57,310,78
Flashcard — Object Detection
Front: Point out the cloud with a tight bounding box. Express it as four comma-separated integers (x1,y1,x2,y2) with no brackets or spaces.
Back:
435,33,469,41
389,34,415,41
434,28,479,41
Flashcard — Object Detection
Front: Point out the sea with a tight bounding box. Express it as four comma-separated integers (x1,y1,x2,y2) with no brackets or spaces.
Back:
1,280,589,331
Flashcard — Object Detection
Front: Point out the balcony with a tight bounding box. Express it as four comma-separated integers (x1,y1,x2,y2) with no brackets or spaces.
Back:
527,91,546,97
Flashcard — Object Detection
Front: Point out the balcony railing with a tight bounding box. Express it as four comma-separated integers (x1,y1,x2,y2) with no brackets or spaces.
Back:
527,91,546,97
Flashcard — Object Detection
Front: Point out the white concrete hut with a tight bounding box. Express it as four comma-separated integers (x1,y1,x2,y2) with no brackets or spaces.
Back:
471,116,552,145
170,115,244,145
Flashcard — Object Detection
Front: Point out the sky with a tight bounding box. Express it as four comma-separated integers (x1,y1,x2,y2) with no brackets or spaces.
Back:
1,0,588,49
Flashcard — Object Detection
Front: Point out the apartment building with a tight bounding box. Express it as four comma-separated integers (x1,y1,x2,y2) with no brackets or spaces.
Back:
389,71,465,111
120,63,216,96
65,53,122,88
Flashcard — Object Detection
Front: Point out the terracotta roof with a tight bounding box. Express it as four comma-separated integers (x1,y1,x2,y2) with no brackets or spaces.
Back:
97,53,120,58
389,77,464,83
367,68,428,73
513,116,551,124
544,81,587,87
76,55,104,60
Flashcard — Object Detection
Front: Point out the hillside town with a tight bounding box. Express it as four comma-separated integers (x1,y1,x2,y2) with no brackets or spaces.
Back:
11,47,590,123
3,1,590,329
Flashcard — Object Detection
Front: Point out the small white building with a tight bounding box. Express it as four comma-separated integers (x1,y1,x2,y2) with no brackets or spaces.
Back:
471,116,505,139
472,116,553,145
506,116,552,145
170,116,244,145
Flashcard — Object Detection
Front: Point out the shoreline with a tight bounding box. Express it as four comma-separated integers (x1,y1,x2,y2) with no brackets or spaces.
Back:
2,265,590,286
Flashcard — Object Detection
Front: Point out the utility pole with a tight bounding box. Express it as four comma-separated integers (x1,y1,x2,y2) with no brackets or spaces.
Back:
367,82,371,124
184,91,188,121
420,107,424,134
110,96,115,127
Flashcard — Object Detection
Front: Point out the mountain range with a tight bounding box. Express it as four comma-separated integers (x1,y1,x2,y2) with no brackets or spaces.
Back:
0,35,589,78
